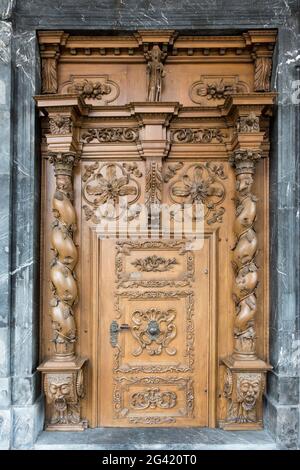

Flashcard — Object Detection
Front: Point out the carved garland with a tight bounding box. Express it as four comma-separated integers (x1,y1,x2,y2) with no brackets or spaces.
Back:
49,152,79,358
230,149,262,358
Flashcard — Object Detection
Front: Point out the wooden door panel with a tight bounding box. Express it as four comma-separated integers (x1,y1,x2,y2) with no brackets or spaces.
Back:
99,238,210,427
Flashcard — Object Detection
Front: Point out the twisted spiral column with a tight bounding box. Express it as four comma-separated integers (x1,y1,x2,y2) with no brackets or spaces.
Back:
49,152,79,360
230,149,262,360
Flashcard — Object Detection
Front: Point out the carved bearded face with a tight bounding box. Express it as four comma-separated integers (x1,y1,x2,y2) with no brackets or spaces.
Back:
46,374,75,406
237,374,261,410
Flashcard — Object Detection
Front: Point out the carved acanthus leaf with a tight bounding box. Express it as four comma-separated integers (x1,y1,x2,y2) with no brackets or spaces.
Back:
49,115,72,135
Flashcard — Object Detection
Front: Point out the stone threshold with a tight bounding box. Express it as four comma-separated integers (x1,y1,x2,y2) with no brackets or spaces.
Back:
34,428,277,450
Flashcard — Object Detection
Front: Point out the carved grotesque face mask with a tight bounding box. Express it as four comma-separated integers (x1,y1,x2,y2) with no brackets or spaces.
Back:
238,377,261,410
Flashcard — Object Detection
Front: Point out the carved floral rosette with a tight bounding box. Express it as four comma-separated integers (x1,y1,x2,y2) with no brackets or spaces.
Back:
223,369,266,428
230,149,262,358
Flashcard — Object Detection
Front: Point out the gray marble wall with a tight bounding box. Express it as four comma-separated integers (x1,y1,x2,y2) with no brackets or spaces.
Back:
0,0,299,449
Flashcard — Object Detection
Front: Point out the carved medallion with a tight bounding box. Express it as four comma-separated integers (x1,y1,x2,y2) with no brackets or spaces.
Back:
131,307,177,356
169,163,227,224
237,112,260,133
82,162,141,223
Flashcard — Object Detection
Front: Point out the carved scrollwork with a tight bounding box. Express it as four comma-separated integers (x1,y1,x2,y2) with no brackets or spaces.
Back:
230,149,262,358
82,162,141,222
49,152,79,357
131,255,178,272
169,162,227,224
145,45,166,102
163,162,184,183
81,128,139,143
113,290,194,373
131,388,177,410
171,128,225,143
113,376,194,422
49,115,72,135
131,308,177,356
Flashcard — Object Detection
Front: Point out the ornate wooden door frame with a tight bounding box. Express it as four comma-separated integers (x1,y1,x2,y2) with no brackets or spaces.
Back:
36,29,276,431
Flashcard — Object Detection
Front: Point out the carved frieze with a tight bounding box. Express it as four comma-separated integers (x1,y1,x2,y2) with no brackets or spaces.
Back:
169,162,227,224
171,128,225,143
82,162,141,223
81,128,139,143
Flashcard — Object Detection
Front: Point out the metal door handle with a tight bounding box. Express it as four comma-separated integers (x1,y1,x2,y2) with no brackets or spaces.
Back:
110,320,130,347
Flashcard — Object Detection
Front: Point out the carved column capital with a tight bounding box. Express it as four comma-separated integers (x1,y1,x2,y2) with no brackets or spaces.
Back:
49,152,80,177
230,149,262,175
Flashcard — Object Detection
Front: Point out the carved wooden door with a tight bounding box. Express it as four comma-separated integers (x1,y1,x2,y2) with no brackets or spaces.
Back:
37,30,275,430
